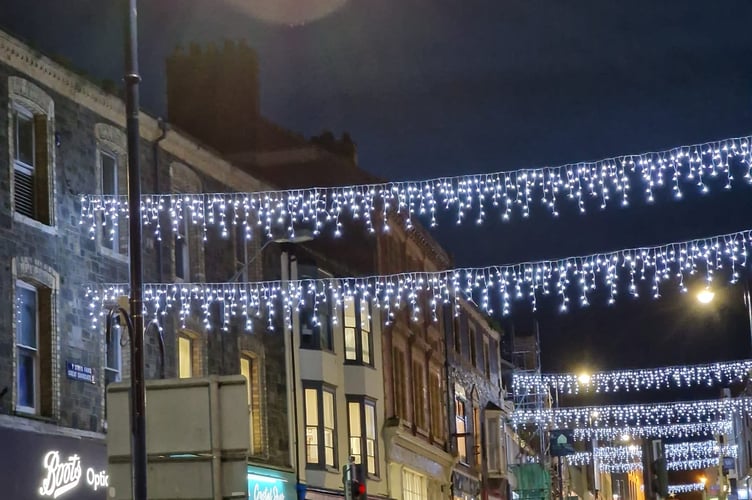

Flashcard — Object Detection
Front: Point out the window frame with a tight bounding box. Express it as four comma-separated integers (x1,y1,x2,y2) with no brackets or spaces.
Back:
455,396,468,464
178,332,194,378
393,347,407,420
174,214,191,282
402,468,428,500
99,149,122,254
347,396,379,478
411,359,426,431
343,295,373,366
298,267,334,352
485,411,503,476
11,104,37,221
303,382,338,469
104,324,122,387
240,353,263,456
428,370,444,441
483,336,491,379
15,280,39,414
469,324,477,368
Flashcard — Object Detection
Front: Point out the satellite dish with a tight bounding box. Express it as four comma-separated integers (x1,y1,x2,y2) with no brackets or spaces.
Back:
227,0,348,26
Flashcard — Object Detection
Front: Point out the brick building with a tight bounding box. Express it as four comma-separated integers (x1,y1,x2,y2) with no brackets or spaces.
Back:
0,29,295,499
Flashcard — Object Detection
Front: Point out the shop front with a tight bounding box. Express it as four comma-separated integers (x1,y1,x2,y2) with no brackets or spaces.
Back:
452,470,481,500
247,464,299,500
0,423,108,500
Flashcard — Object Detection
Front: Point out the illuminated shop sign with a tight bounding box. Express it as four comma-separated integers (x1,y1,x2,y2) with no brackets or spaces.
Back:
38,450,109,498
247,472,288,500
0,426,107,500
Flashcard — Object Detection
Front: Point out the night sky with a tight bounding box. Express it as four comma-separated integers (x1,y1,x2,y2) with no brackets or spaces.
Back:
3,0,752,375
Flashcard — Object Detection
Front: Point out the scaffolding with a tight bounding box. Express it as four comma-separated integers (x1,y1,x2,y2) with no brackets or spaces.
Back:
510,320,558,498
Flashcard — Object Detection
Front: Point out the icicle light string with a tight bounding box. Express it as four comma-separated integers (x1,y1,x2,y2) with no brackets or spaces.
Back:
572,421,733,441
669,484,706,495
511,397,752,428
86,228,752,329
594,458,720,473
665,441,737,461
513,360,752,395
588,441,737,463
80,135,752,242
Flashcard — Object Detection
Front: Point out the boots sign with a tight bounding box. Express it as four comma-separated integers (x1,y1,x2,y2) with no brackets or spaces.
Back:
38,450,109,498
0,426,107,500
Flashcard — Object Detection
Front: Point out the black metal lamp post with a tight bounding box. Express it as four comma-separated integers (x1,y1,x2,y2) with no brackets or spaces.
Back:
123,0,148,498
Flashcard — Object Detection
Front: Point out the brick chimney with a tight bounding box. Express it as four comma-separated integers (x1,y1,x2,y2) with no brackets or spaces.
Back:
166,40,260,154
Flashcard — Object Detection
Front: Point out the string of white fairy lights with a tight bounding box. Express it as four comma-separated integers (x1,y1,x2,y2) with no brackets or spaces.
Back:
80,135,752,242
566,442,732,471
513,360,752,395
669,484,706,494
572,421,733,441
511,397,751,428
565,454,720,473
593,458,720,474
86,228,752,330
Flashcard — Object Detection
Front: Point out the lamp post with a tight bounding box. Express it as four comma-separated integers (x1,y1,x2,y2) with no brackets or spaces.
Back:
123,0,148,498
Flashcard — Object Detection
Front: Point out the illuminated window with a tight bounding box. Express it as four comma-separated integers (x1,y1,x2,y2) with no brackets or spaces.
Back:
456,397,467,463
304,384,337,468
343,296,372,365
402,468,427,500
16,281,39,413
240,353,263,455
178,334,193,378
348,397,378,476
15,279,53,416
96,123,128,256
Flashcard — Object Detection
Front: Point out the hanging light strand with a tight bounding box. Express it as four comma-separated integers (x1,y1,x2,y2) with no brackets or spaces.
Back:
87,227,752,329
80,136,752,242
511,397,752,428
513,360,752,395
669,484,707,494
665,441,736,460
572,421,733,441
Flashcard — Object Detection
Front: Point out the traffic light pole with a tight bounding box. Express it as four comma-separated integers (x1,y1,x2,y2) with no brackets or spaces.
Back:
124,0,148,498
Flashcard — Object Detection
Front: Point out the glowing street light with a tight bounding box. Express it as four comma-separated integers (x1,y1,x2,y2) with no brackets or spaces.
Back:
697,289,716,304
578,372,592,385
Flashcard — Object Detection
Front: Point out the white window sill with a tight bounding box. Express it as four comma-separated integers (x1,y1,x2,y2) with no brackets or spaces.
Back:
14,212,57,235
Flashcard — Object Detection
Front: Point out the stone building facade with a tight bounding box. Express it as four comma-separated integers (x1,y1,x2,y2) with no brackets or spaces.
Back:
444,298,514,500
0,28,293,499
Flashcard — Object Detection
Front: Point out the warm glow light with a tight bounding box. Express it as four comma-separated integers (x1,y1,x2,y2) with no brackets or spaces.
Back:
578,373,592,384
697,289,716,304
700,476,707,485
621,433,631,442
227,0,348,26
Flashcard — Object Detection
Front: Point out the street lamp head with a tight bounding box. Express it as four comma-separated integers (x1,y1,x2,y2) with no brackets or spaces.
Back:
699,476,707,485
620,433,630,442
697,289,715,304
578,372,592,385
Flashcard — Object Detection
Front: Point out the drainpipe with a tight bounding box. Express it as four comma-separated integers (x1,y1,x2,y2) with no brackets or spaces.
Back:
445,310,456,500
